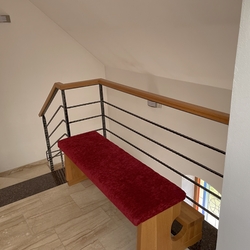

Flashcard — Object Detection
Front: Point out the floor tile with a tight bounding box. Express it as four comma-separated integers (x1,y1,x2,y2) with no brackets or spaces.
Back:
98,222,136,250
37,182,85,204
81,240,105,250
0,196,42,224
24,195,84,235
56,207,110,250
0,164,217,250
0,215,33,250
18,229,65,250
70,183,109,214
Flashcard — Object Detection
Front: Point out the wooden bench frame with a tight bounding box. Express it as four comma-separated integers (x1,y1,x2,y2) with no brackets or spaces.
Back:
64,154,203,250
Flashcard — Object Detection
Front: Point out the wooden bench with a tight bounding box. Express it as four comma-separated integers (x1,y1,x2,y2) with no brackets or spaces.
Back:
58,131,203,250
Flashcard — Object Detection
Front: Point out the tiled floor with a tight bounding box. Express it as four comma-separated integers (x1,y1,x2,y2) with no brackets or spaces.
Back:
0,179,137,250
0,163,215,249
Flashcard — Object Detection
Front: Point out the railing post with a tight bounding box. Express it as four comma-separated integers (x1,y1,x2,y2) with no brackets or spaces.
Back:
61,90,71,137
99,84,106,137
42,115,54,171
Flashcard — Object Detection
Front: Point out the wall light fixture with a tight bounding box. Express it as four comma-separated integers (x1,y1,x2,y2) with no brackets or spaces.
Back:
0,15,11,23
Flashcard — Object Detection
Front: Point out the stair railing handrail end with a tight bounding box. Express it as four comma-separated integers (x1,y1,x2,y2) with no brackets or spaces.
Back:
38,82,64,117
38,79,101,117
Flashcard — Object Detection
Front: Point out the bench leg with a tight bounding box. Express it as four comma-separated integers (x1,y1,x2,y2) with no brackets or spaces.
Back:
64,154,88,186
172,201,203,249
137,202,182,250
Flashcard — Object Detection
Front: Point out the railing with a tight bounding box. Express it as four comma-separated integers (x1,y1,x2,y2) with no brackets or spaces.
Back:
39,78,229,225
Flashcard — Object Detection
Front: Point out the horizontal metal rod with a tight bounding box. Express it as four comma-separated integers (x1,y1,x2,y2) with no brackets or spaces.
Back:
185,196,220,221
49,120,66,138
47,105,63,127
67,100,100,109
69,114,102,124
106,115,223,178
49,133,68,150
106,129,221,200
104,101,225,155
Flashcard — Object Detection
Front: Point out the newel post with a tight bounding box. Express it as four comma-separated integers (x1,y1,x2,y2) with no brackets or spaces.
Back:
61,90,71,137
99,84,107,137
42,115,54,171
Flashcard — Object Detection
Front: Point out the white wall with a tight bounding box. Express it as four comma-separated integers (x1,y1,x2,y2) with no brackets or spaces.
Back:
0,0,105,172
105,67,230,191
217,1,250,249
29,0,242,90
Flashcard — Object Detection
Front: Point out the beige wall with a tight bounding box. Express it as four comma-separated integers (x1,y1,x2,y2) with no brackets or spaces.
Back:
105,67,230,192
217,1,250,248
0,0,105,172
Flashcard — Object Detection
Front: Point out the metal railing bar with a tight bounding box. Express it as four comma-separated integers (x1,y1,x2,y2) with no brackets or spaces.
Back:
47,149,62,155
47,105,63,127
43,115,54,170
51,150,63,159
106,115,223,178
60,150,65,168
104,101,225,155
69,114,102,124
67,100,100,109
99,84,107,137
96,128,103,132
49,133,68,150
61,90,71,137
49,120,66,138
106,129,221,200
49,128,103,158
185,196,220,221
46,149,62,160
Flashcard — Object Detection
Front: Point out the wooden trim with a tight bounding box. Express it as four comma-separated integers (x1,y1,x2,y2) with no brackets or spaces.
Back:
39,78,229,125
59,78,100,90
194,177,201,210
39,82,62,117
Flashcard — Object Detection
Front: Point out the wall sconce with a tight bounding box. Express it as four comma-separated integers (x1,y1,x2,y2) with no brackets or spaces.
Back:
0,15,11,23
147,100,158,108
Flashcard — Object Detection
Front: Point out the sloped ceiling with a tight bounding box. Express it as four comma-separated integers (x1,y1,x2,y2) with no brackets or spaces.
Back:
30,0,242,89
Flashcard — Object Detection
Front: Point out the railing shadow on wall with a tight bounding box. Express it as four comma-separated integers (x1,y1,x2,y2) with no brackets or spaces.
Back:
38,78,229,226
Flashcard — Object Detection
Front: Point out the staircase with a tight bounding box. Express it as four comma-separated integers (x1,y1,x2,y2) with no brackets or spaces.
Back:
38,78,228,249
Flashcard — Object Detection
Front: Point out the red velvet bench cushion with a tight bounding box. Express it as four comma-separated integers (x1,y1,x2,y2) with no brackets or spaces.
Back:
58,131,186,226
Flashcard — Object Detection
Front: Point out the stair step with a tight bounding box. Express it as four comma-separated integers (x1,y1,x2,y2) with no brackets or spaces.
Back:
0,168,66,207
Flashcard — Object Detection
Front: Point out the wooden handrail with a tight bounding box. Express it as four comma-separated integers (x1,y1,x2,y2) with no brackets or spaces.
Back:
38,79,99,117
39,78,229,125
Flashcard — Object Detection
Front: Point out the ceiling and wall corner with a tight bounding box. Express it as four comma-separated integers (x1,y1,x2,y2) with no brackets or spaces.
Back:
30,0,242,90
